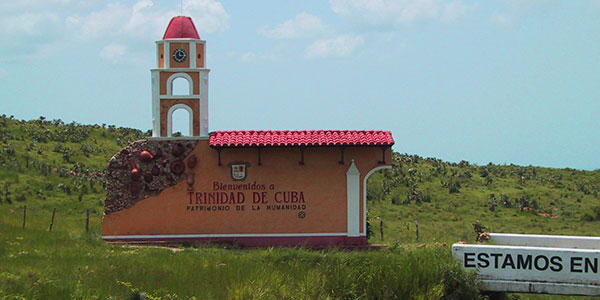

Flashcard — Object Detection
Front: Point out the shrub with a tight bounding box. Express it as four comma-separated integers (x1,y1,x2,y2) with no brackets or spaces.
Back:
479,167,488,178
473,220,486,241
448,180,461,194
405,184,423,204
423,193,432,203
391,193,402,205
500,194,512,208
582,206,600,222
441,265,488,300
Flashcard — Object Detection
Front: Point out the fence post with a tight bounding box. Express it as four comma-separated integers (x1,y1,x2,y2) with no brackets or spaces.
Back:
22,205,26,229
380,219,384,241
415,220,419,241
49,208,56,232
86,209,90,232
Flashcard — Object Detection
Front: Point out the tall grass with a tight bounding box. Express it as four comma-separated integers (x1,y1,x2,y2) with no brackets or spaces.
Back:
0,215,483,300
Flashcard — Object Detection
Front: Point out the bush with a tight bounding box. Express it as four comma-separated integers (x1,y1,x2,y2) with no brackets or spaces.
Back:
449,180,461,194
441,265,488,300
391,193,402,205
582,206,600,222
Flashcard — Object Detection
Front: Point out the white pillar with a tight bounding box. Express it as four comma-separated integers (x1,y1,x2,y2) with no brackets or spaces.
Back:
199,70,210,137
190,42,197,68
151,70,160,137
346,160,360,237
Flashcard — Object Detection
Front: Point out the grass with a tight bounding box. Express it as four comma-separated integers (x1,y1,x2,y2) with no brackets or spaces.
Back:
0,213,483,300
366,155,600,245
1,115,600,299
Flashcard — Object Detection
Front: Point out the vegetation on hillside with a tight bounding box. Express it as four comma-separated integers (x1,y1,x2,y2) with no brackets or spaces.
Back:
366,153,600,245
1,115,599,300
0,115,146,213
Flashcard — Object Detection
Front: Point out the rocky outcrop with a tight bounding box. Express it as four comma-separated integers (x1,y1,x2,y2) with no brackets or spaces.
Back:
104,139,198,214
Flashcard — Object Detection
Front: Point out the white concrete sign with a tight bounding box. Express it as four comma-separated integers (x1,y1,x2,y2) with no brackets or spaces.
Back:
489,233,600,249
453,234,600,296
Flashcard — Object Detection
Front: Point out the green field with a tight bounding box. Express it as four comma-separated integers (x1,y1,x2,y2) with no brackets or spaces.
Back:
1,115,599,299
366,155,600,245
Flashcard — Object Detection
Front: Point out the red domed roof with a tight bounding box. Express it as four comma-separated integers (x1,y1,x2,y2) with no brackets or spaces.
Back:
163,16,200,39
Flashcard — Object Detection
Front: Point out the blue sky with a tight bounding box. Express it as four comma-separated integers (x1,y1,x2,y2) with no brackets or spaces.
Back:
0,0,599,170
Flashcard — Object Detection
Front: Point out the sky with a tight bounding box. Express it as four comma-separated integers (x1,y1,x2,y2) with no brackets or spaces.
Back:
0,0,599,170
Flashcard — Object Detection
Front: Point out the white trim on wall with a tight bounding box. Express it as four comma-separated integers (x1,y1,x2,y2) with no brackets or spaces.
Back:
148,136,208,141
166,103,194,137
166,72,194,96
157,38,203,43
362,165,392,236
346,160,361,237
160,95,200,100
103,232,348,239
199,70,209,137
151,68,210,72
190,41,197,68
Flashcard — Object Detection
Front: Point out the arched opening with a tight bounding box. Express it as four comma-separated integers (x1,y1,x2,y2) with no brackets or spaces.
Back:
167,104,193,137
363,166,392,241
171,108,190,136
172,77,191,96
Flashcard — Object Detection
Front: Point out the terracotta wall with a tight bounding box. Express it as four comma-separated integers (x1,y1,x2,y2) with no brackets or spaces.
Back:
196,43,205,68
159,99,200,136
157,43,164,68
102,140,392,237
160,72,200,95
168,42,190,68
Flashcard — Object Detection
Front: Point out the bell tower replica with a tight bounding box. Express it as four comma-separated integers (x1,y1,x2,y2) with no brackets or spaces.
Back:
151,16,209,138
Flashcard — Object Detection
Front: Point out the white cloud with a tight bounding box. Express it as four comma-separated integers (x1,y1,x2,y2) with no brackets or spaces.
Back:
305,34,364,59
239,51,280,63
490,12,511,25
0,0,229,62
183,0,230,34
0,12,63,60
99,44,127,64
240,52,257,62
76,3,131,39
1,0,84,13
329,0,472,28
488,0,554,26
259,12,331,39
0,12,61,38
441,1,471,22
500,0,553,11
72,0,229,40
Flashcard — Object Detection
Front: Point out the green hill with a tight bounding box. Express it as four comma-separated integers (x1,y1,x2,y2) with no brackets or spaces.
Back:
0,115,146,213
1,114,599,300
2,114,598,244
367,153,600,244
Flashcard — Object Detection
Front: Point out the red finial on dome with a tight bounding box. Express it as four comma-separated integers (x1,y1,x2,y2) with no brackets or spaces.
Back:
163,16,200,39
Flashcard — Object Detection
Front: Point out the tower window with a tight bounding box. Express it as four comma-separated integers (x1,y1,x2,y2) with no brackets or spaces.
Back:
171,108,191,136
198,54,201,59
161,54,164,59
172,77,191,96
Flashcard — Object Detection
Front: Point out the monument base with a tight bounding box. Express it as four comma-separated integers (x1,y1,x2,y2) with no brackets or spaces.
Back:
102,234,367,247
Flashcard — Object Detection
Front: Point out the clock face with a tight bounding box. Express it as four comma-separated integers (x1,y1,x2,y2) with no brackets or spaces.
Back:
172,48,187,63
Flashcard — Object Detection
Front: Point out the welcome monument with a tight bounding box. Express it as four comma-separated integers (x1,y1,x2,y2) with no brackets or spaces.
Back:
101,16,394,247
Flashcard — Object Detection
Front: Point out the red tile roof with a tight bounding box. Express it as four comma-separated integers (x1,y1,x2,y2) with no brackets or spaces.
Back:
163,16,200,39
209,130,394,148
